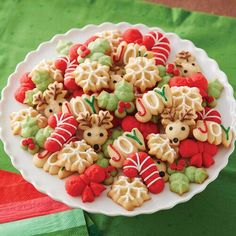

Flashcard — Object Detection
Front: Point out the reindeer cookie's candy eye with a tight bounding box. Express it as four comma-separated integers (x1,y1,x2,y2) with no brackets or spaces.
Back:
87,132,92,137
181,126,186,131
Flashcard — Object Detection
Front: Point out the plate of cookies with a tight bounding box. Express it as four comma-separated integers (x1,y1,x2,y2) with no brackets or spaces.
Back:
0,22,235,216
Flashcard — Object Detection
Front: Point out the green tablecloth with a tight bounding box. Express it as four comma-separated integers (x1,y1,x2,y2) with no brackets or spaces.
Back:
0,0,235,235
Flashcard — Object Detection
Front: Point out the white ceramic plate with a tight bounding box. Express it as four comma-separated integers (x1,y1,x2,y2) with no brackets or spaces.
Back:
0,22,235,216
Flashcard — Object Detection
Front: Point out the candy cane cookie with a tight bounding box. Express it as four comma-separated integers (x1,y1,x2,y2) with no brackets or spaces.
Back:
44,113,78,153
143,31,171,65
123,152,165,194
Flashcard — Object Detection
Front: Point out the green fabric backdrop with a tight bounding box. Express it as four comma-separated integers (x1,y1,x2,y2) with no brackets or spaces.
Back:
0,0,235,235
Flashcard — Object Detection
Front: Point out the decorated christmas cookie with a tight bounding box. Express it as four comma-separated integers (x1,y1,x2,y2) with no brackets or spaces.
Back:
108,176,150,211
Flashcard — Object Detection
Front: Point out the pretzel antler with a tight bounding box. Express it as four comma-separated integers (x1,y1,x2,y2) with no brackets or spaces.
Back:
32,91,48,111
175,51,196,66
45,81,67,102
179,108,197,125
96,110,113,129
77,111,92,130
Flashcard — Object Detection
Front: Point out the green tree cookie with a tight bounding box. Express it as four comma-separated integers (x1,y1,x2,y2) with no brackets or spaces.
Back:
169,172,190,196
35,126,54,148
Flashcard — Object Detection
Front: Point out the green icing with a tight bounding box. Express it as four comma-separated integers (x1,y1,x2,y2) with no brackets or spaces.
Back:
207,79,224,99
125,129,142,145
35,126,54,147
31,70,54,91
169,173,190,196
56,40,73,56
21,117,40,138
90,53,112,66
84,96,96,114
154,86,168,102
24,88,39,105
220,124,230,140
114,80,135,102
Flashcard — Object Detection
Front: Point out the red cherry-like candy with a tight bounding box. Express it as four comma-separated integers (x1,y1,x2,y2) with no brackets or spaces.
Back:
28,143,35,150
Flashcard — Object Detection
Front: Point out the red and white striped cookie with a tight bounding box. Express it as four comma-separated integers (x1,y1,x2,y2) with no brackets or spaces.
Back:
44,113,78,153
197,107,222,124
123,152,165,194
143,31,170,65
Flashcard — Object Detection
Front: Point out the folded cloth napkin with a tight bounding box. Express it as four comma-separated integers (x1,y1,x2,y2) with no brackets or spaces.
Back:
0,170,89,236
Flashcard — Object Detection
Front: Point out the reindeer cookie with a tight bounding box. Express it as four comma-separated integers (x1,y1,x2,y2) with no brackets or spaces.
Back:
32,81,67,117
161,108,197,146
77,110,113,152
174,51,202,77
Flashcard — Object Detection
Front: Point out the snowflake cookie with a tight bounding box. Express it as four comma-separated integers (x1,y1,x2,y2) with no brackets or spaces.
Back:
124,57,161,92
74,59,110,93
108,176,150,211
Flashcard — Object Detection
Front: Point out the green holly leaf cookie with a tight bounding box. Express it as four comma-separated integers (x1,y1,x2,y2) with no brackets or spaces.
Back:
194,168,208,184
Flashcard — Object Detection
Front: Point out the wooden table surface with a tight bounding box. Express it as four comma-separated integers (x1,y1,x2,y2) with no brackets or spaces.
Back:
149,0,236,17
